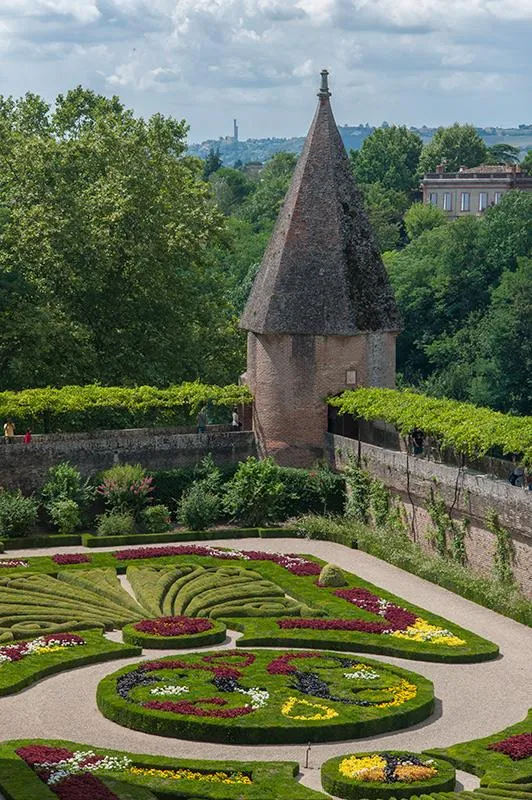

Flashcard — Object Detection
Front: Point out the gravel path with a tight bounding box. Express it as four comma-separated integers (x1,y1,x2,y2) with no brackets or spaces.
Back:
2,536,531,797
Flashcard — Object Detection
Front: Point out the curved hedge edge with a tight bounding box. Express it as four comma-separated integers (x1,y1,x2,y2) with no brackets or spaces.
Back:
424,708,532,787
0,739,329,800
320,751,456,800
233,631,500,664
121,619,227,649
0,632,141,697
96,651,435,745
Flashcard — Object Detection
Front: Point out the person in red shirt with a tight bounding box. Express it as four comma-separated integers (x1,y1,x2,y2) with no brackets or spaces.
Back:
23,429,32,444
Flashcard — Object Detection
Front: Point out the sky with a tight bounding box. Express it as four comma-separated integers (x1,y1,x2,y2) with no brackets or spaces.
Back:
0,0,530,143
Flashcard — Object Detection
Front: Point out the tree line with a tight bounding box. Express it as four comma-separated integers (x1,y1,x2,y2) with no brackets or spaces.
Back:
0,88,530,415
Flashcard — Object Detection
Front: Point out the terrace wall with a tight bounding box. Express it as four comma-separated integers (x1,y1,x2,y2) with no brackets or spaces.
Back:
0,427,256,493
326,433,532,595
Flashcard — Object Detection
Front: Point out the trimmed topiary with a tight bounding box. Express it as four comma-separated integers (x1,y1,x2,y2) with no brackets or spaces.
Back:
122,616,226,649
321,750,456,799
97,648,434,745
318,563,348,587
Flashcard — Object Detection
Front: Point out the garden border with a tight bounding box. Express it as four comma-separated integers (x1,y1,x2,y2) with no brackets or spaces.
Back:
122,618,227,649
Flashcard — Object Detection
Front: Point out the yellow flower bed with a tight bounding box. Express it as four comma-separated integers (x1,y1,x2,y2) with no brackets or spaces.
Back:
129,766,252,785
339,753,438,783
281,696,339,721
376,679,417,708
390,618,465,646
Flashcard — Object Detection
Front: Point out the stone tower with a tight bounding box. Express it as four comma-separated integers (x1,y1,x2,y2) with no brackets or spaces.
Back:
240,71,401,466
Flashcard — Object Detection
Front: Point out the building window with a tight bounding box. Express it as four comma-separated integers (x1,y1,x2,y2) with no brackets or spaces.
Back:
429,192,438,205
460,192,470,212
479,192,488,211
494,191,503,204
443,192,452,211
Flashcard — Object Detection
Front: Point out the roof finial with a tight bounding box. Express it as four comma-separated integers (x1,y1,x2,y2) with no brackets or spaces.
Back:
318,69,331,99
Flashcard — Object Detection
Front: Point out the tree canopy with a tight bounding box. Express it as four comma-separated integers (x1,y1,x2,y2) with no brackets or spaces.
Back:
0,88,242,390
351,125,423,193
419,123,488,173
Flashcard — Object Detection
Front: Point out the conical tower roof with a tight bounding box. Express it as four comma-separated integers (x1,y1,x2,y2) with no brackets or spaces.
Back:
240,71,401,336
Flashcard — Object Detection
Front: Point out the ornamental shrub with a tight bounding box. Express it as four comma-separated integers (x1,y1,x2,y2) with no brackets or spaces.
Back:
96,511,136,537
224,457,285,527
97,464,153,517
319,563,348,587
48,499,81,536
40,461,93,514
278,464,345,519
178,482,220,531
344,457,371,522
0,490,38,538
140,504,171,534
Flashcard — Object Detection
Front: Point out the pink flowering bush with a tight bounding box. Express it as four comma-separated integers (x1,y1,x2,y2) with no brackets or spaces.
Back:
97,464,153,517
488,733,532,760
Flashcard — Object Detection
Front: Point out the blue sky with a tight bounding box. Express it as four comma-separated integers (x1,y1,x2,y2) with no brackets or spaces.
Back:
0,0,530,142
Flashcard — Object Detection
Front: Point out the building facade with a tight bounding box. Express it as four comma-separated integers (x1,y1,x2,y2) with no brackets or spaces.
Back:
421,164,532,219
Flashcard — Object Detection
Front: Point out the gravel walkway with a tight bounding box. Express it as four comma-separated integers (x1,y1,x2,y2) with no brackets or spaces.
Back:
2,537,531,796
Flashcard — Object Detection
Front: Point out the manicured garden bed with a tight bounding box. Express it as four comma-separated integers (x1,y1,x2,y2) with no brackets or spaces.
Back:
0,629,141,696
96,648,434,744
0,738,329,799
0,545,498,662
426,708,532,786
122,616,227,649
321,750,456,799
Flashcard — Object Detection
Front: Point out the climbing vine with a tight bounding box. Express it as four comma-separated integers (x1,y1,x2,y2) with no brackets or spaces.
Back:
328,388,532,465
369,479,390,528
426,490,449,558
450,519,468,566
487,511,515,585
344,456,371,523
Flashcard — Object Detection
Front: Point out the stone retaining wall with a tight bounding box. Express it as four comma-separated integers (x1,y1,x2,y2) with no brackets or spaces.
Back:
326,433,532,594
0,427,256,493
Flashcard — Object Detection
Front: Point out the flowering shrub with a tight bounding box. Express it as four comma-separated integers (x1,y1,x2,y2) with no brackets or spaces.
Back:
114,543,321,574
97,464,153,516
488,733,532,760
0,634,85,666
134,616,212,637
52,553,91,565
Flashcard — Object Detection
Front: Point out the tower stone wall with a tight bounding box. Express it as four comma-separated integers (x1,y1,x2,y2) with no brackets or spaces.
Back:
247,331,396,466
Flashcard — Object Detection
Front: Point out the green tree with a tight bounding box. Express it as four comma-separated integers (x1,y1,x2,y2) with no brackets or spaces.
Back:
404,202,447,241
522,149,532,175
209,167,255,215
359,183,410,252
0,87,241,389
352,126,423,193
419,123,488,173
239,151,297,230
486,143,521,165
203,146,223,180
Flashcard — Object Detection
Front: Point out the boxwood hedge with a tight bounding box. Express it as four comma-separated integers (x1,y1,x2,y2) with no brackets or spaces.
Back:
96,648,435,745
122,617,227,649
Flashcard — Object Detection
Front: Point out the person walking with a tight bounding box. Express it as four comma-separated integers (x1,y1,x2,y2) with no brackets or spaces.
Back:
196,406,207,434
23,429,32,444
3,419,15,442
231,406,241,431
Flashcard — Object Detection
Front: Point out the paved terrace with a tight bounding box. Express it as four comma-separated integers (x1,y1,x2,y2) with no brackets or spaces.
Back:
2,537,531,796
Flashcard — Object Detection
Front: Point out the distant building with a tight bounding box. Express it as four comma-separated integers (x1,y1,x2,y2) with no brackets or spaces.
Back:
421,164,532,219
233,118,239,142
242,161,263,178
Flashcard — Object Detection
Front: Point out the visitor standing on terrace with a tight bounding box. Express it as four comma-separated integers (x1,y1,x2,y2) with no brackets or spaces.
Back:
197,406,207,434
3,419,15,442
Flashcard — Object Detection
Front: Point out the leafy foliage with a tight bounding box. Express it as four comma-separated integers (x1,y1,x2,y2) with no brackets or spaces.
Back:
224,457,285,526
351,126,423,193
329,387,532,464
0,382,252,433
178,482,221,531
48,500,81,536
0,491,38,538
97,464,153,516
404,202,447,241
419,123,488,172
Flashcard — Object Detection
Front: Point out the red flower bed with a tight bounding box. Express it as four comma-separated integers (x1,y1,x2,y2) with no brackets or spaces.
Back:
202,650,256,668
16,745,119,800
16,744,74,765
277,617,392,634
2,633,85,663
139,659,242,680
113,544,321,574
134,616,212,637
53,773,119,800
333,587,417,630
144,697,253,718
52,554,91,565
267,651,323,675
488,733,532,760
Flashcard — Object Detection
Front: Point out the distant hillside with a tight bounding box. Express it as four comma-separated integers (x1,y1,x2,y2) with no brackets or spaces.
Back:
188,124,532,166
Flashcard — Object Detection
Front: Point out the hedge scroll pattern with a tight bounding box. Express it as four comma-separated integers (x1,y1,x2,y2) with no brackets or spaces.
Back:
96,649,435,744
